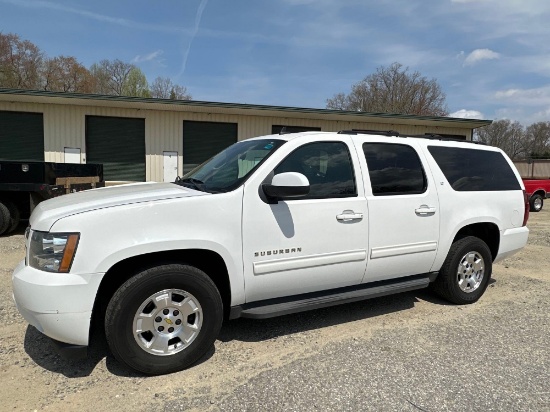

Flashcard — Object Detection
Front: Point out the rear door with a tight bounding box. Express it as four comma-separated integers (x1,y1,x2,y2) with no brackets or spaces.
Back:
355,137,440,282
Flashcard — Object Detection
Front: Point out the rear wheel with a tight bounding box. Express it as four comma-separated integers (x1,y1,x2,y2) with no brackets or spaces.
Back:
529,194,543,212
4,201,21,234
0,202,10,236
105,264,223,375
431,236,492,304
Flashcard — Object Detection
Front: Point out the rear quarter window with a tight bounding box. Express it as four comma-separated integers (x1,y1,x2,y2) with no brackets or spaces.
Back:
428,146,521,191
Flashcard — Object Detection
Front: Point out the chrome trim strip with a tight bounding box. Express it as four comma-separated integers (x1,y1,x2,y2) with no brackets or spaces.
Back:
370,241,437,259
253,250,367,275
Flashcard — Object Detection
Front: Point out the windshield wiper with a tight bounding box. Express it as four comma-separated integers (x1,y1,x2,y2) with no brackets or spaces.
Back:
174,177,206,192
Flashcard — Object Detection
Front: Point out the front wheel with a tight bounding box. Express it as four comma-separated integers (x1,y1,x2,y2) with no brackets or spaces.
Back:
105,264,223,375
431,236,492,304
529,194,543,212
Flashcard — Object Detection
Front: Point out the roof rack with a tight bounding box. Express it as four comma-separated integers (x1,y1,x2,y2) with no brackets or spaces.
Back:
338,129,400,137
408,133,487,145
337,130,486,145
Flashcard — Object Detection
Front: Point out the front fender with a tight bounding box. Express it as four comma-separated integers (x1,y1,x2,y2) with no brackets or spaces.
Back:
49,190,246,305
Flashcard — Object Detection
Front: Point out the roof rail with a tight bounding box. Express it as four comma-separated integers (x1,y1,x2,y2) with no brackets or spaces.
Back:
338,129,400,137
338,130,486,145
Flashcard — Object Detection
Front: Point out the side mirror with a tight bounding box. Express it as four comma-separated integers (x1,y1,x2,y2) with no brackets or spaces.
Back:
262,172,310,201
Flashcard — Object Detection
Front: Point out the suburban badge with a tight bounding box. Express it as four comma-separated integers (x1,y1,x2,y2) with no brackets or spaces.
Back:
254,247,302,257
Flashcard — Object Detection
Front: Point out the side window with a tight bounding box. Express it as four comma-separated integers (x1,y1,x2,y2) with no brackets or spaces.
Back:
428,146,521,191
274,141,356,199
363,143,427,196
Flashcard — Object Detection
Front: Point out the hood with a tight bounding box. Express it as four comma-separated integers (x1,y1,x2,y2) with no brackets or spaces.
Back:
30,182,208,231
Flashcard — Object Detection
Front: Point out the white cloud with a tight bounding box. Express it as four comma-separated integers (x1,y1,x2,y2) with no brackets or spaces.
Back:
494,107,550,124
463,49,500,66
495,85,550,105
178,0,209,80
493,86,550,124
449,109,485,119
132,50,164,64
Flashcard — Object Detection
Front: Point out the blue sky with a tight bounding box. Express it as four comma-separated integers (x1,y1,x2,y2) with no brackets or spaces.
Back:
1,0,550,124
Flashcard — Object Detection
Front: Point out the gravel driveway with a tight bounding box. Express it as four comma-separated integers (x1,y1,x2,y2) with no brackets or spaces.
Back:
1,210,548,411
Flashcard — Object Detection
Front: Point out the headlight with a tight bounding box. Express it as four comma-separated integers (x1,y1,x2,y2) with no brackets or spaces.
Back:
28,231,80,273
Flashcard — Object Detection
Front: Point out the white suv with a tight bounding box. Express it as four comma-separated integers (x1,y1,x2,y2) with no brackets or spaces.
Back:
12,130,529,375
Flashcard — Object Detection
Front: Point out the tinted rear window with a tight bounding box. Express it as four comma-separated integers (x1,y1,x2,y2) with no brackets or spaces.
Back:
428,146,520,191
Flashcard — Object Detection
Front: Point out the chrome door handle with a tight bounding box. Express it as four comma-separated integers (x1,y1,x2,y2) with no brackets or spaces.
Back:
415,205,437,216
336,210,364,222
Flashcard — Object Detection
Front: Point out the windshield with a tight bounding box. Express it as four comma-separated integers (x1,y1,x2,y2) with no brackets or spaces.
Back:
174,139,285,193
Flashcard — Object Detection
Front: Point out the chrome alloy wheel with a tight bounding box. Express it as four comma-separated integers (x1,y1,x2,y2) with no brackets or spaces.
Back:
534,197,543,211
457,251,485,293
133,289,203,356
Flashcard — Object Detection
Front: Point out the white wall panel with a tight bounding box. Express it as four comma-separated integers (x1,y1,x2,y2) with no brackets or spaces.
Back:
0,100,474,182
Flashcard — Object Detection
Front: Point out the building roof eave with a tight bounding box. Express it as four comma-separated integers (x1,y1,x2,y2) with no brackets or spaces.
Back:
0,88,492,129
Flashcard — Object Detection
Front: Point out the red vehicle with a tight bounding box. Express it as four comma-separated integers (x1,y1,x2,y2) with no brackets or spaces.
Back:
523,178,550,212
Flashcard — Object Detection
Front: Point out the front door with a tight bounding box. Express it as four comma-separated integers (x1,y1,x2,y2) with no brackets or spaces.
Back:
242,138,369,303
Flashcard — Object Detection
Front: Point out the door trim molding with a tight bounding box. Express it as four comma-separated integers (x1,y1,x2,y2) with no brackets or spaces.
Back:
370,241,437,259
253,249,367,276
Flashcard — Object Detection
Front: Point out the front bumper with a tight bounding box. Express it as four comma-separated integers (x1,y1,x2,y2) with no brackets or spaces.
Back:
12,260,104,347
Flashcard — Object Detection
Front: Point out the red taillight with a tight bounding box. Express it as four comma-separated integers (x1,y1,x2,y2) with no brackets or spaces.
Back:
522,190,530,226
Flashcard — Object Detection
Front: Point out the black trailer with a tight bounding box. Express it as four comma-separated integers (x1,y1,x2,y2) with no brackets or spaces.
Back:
0,161,105,235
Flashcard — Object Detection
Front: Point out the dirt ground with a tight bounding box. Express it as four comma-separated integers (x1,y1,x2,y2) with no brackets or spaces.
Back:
1,209,548,411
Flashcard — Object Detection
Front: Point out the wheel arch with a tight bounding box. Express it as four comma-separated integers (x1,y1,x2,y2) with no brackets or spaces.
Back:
90,249,232,337
453,222,500,261
532,189,546,198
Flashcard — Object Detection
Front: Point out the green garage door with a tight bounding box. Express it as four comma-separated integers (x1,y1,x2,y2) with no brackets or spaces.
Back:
183,121,238,174
0,111,44,161
86,116,145,181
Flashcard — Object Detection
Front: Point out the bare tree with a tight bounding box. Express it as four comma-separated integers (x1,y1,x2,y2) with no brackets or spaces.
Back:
0,33,43,89
326,62,448,116
475,119,526,160
90,59,135,95
524,122,550,158
42,56,93,93
150,76,171,98
0,32,191,100
150,76,192,100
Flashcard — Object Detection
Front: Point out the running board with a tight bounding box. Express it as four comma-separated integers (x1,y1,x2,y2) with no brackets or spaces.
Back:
229,275,431,320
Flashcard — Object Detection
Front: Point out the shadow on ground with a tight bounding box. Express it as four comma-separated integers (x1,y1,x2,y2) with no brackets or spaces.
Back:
24,281,487,378
218,289,434,343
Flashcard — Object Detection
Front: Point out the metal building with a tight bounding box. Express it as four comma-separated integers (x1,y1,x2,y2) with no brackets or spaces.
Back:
0,88,491,183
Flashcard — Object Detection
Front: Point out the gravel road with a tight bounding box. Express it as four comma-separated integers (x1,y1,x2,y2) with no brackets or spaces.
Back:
1,210,548,411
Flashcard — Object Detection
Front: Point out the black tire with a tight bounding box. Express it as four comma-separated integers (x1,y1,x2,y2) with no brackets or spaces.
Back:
431,236,492,304
0,202,11,236
105,264,223,375
529,194,543,212
4,201,21,234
